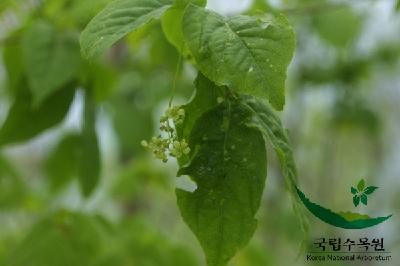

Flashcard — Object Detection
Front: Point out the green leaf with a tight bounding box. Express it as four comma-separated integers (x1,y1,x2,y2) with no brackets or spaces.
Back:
241,97,308,234
5,211,108,266
46,133,82,191
363,186,378,195
173,0,206,7
182,5,295,110
353,195,360,207
0,154,25,207
79,62,117,102
361,194,368,205
112,158,170,199
176,100,267,266
43,0,113,28
22,20,81,106
178,73,224,140
99,217,199,266
161,0,206,53
80,0,173,59
2,38,24,96
246,0,273,15
161,8,187,53
337,211,370,222
46,102,103,196
0,84,75,147
313,7,362,48
110,97,154,156
351,186,357,194
79,90,101,196
357,179,365,191
0,0,14,13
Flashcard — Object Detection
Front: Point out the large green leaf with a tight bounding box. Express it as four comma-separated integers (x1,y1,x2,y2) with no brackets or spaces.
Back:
182,5,295,110
80,0,173,58
22,20,81,106
0,84,75,147
176,100,267,266
241,97,308,234
78,90,101,196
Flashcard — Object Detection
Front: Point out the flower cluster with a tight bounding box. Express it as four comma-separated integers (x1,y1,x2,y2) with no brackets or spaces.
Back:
141,106,190,162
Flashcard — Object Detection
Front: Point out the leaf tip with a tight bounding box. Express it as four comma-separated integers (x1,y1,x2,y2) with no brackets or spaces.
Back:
357,178,365,191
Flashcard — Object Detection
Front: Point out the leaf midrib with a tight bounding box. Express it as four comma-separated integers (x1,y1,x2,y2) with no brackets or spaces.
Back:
216,15,268,91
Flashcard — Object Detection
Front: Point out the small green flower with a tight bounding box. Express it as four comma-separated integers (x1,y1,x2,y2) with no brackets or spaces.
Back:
141,105,189,163
160,115,168,123
351,178,378,207
165,106,185,123
141,140,148,148
170,140,190,158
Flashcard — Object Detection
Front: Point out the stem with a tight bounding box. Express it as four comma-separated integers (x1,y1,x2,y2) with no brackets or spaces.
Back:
169,49,184,107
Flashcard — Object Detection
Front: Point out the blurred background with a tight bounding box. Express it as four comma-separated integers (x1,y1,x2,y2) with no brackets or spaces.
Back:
0,0,399,265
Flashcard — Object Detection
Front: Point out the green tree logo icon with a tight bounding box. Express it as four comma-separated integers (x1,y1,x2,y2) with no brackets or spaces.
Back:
351,179,379,207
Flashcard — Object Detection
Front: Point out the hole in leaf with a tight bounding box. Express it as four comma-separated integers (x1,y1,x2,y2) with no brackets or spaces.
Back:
175,175,197,192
